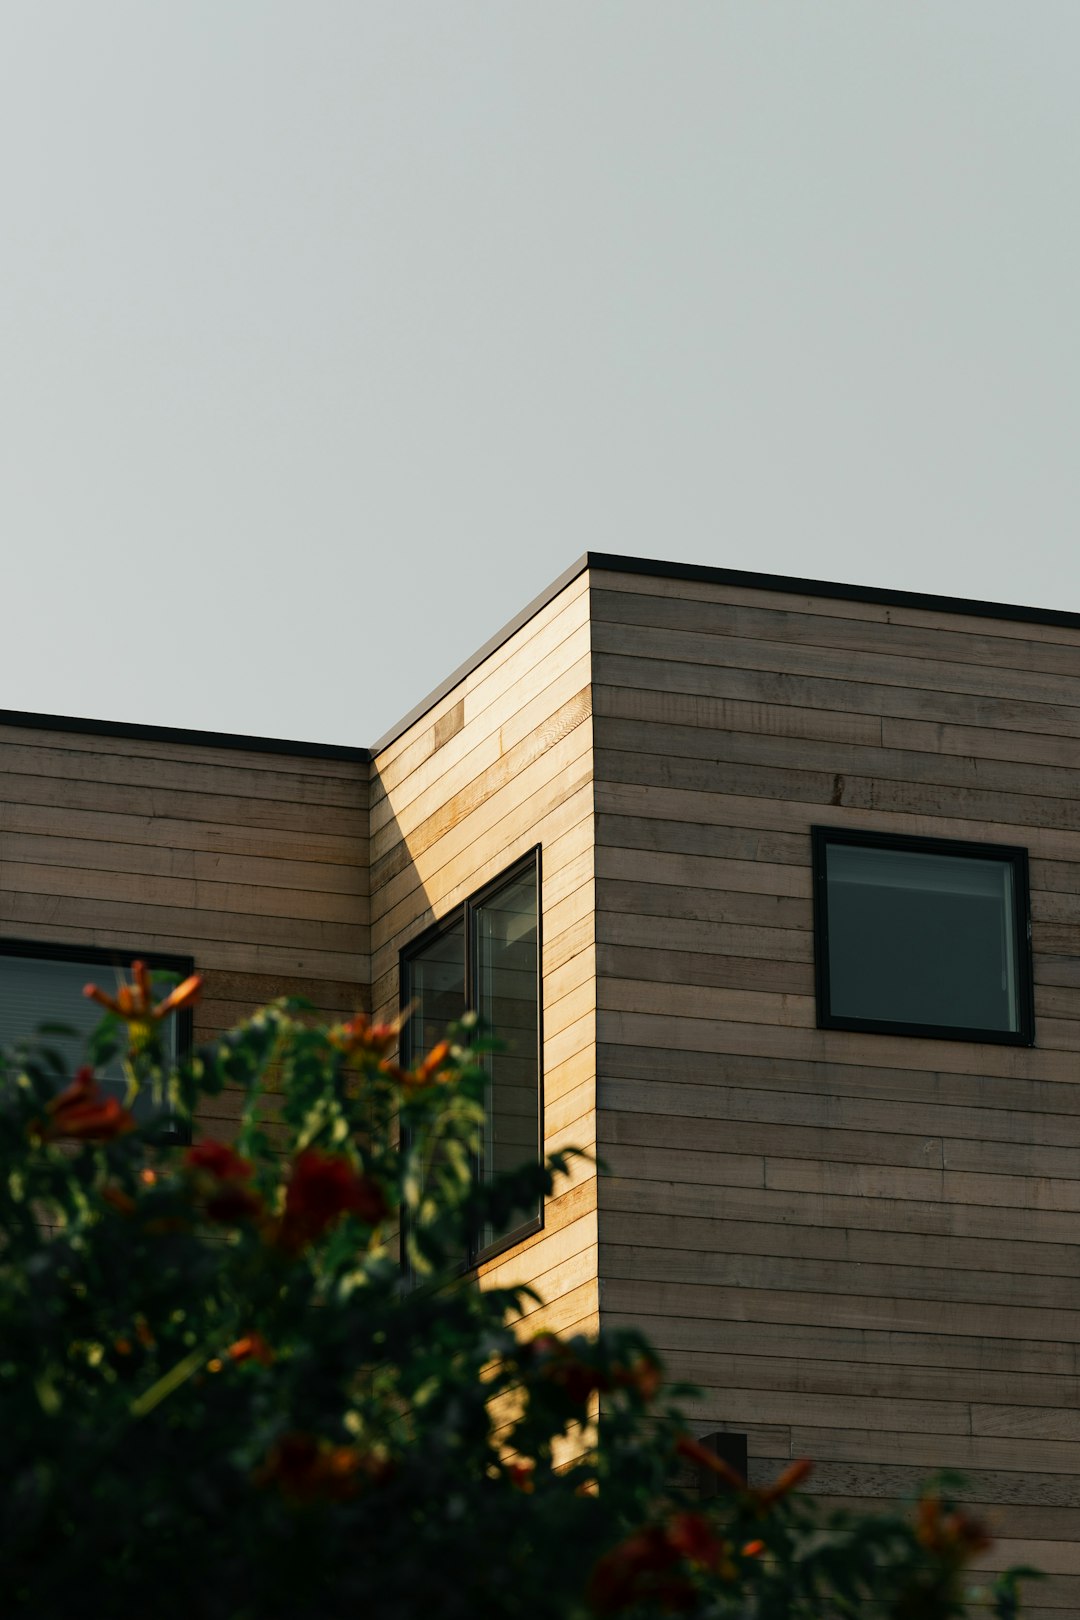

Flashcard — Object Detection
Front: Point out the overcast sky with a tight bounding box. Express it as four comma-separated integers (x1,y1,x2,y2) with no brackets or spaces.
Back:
3,4,1078,748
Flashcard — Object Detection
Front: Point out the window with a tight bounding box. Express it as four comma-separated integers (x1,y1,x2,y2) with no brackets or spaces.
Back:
812,829,1033,1045
0,940,196,1126
401,851,542,1267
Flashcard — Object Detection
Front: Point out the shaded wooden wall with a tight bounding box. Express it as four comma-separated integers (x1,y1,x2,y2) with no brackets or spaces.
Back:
0,720,370,1135
368,572,597,1338
589,565,1080,1615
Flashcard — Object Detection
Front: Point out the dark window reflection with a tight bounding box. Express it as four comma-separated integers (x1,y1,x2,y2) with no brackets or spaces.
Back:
0,953,183,1119
825,843,1019,1033
474,867,540,1251
401,856,541,1267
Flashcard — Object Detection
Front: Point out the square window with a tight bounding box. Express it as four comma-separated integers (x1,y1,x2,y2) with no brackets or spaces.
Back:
811,829,1034,1045
0,941,196,1128
400,850,542,1269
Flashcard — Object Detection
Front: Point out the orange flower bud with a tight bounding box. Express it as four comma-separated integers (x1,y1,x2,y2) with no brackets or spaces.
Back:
84,961,202,1024
102,1186,136,1216
227,1333,274,1366
329,1011,401,1058
915,1495,992,1560
675,1433,748,1492
754,1458,813,1507
413,1040,452,1085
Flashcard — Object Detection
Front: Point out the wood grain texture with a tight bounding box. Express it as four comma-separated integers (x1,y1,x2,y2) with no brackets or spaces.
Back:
0,731,370,1071
369,581,597,1330
592,572,1080,1565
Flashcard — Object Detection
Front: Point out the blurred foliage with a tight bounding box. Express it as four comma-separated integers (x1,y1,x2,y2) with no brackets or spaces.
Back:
0,965,1038,1618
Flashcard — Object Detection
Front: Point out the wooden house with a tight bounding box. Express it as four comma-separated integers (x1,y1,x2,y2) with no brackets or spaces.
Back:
3,552,1080,1610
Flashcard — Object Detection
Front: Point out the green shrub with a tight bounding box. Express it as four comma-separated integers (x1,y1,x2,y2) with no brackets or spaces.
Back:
0,965,1037,1618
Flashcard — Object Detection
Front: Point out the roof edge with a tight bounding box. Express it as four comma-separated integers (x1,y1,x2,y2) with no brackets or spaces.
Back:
586,553,1080,631
7,555,1077,766
0,708,369,763
367,550,1080,759
367,554,591,756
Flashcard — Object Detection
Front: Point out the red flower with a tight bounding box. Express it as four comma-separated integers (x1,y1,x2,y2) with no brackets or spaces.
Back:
527,1333,611,1404
589,1514,733,1613
185,1140,254,1181
185,1139,263,1224
505,1459,535,1493
253,1433,392,1501
44,1068,135,1142
665,1513,726,1571
275,1150,388,1252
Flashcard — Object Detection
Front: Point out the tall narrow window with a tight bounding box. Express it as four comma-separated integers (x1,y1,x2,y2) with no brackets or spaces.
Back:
812,829,1033,1044
402,851,542,1268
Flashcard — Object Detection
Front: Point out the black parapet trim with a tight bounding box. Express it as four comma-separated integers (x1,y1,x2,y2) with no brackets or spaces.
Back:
0,708,369,763
585,552,1080,631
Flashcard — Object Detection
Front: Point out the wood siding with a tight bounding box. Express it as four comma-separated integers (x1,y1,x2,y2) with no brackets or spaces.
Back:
369,574,598,1337
590,567,1080,1609
10,554,1080,1603
0,722,370,1133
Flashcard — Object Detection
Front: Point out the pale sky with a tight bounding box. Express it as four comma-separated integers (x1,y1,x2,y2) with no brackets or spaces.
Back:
3,3,1078,749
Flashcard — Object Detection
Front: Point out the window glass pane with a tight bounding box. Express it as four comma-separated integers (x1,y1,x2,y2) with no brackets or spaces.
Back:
0,955,180,1118
825,844,1019,1032
402,919,466,1066
402,920,468,1272
475,867,539,1249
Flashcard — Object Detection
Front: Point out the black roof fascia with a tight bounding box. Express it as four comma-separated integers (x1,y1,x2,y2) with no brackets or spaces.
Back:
585,553,1080,632
0,708,369,763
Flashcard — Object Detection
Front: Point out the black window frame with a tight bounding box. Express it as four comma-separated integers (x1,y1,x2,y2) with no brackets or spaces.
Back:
399,847,544,1272
0,937,197,1139
811,827,1035,1047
